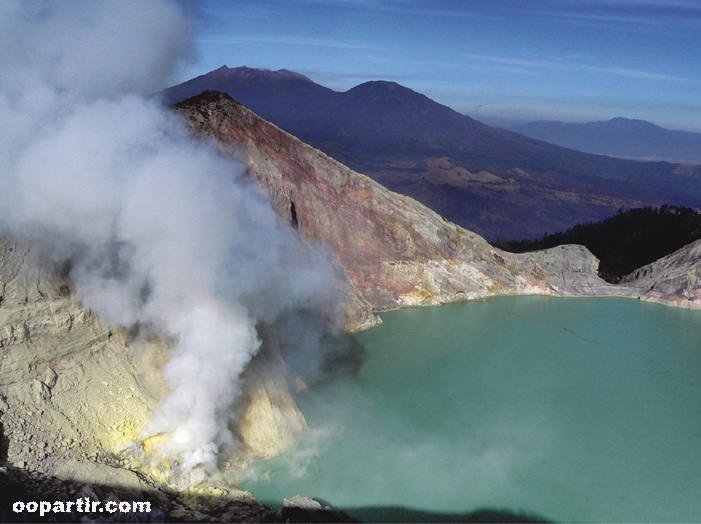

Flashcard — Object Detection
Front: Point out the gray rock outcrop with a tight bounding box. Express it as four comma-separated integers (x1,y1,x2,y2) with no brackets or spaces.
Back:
236,325,307,461
621,239,701,308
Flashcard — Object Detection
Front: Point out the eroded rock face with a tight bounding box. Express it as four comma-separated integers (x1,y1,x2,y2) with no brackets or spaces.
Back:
510,245,639,298
0,236,154,474
236,325,307,461
621,239,701,308
174,91,636,322
0,234,305,496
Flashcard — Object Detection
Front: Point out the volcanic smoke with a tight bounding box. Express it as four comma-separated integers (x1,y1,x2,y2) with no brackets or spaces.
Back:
0,0,337,479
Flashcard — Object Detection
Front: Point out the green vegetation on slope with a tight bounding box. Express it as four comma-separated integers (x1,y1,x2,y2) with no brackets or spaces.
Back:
492,205,701,283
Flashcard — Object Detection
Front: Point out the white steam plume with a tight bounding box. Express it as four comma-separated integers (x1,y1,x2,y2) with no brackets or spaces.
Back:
0,0,337,475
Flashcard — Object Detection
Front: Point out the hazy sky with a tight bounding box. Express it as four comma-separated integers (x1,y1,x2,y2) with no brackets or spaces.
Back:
185,0,701,132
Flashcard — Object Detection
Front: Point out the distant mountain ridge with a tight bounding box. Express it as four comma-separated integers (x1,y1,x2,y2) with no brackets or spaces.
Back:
164,66,492,152
163,66,337,133
161,66,701,240
509,117,701,165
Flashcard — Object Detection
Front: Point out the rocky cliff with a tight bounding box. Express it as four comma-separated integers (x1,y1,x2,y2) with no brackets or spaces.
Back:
621,239,701,308
0,235,304,520
173,91,639,325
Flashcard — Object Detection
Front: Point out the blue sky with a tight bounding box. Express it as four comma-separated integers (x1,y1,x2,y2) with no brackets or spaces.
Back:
184,0,701,132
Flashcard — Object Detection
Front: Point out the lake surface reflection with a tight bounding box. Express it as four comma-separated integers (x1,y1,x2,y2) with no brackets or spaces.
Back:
242,297,701,523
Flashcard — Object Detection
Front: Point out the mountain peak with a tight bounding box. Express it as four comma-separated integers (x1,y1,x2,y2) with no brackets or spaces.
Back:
606,116,660,129
356,80,403,88
348,80,417,95
212,66,314,84
343,80,442,110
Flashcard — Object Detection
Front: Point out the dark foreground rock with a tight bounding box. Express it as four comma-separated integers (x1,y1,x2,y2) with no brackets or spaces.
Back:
0,465,266,522
1,465,358,523
255,507,359,523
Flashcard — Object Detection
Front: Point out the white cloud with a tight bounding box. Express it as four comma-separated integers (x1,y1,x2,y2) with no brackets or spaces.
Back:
462,53,696,84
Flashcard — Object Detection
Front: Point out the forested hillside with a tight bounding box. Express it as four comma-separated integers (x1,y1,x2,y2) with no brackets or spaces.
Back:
493,206,701,282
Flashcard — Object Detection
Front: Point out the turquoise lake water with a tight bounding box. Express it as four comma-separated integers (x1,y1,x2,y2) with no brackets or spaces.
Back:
241,296,701,522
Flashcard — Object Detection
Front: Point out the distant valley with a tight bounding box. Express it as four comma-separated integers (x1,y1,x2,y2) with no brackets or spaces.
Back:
162,66,701,241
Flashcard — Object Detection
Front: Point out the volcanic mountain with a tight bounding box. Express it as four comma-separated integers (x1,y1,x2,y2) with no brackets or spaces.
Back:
162,66,701,240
